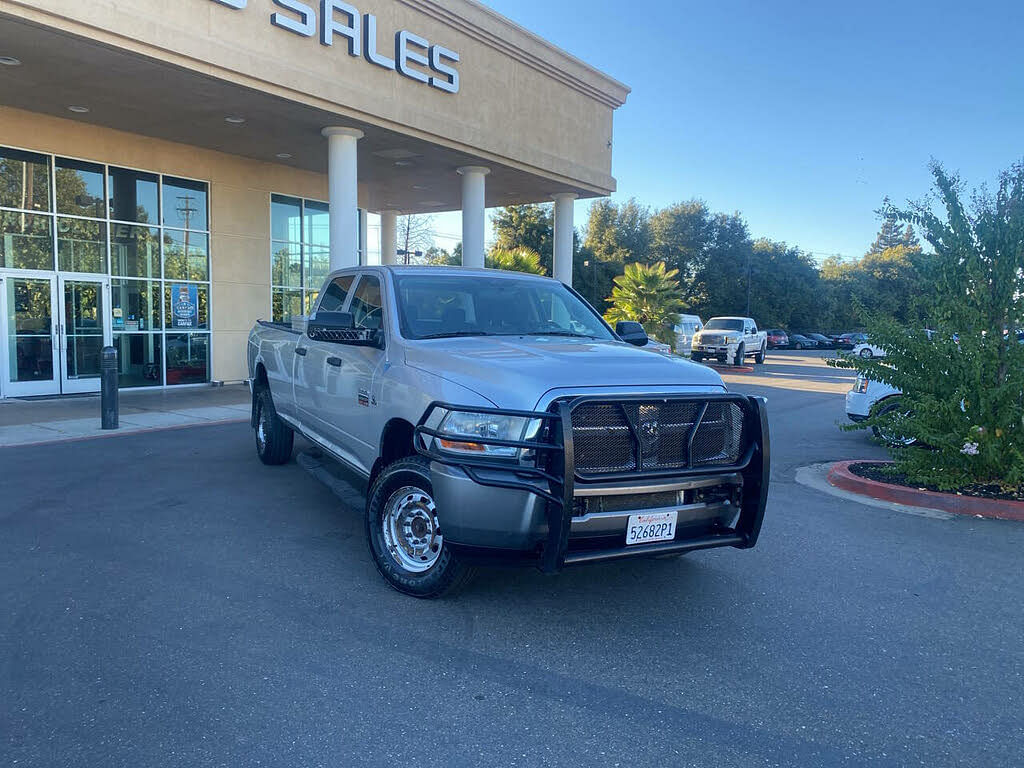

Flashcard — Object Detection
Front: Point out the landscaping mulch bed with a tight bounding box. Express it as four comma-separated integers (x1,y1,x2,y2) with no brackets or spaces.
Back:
849,462,1024,503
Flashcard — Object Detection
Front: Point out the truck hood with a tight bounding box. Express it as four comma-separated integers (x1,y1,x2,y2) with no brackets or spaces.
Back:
404,337,725,411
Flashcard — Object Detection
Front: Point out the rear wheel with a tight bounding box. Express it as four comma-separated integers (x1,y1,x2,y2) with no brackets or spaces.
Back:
366,456,475,599
860,347,874,358
754,344,766,364
254,387,294,465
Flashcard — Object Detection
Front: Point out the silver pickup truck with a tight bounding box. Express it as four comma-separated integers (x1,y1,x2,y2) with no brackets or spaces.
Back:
247,266,769,598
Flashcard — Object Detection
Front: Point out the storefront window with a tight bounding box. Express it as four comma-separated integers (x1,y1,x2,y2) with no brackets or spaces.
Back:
110,224,160,278
56,158,105,218
111,332,163,388
270,194,364,322
108,167,159,225
0,147,51,212
165,333,208,385
57,218,106,273
0,211,53,270
163,229,209,281
162,177,208,231
1,145,213,388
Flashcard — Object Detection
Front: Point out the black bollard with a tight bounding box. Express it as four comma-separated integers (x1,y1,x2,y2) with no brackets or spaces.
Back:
100,346,118,430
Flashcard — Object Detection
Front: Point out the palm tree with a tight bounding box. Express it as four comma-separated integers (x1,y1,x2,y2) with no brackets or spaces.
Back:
485,246,547,275
604,261,682,341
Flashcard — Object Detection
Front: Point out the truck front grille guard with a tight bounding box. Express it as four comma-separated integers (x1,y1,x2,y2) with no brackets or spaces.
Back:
414,395,769,573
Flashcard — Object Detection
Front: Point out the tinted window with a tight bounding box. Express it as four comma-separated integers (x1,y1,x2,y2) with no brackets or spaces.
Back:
108,167,158,224
394,274,613,341
705,318,744,331
163,177,208,230
56,158,105,218
350,275,383,330
0,147,50,211
317,275,355,313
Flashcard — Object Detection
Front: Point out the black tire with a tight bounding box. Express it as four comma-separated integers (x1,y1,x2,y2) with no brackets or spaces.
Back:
794,341,803,350
365,456,476,599
733,343,745,366
754,344,766,364
859,347,874,359
254,387,294,465
871,400,918,447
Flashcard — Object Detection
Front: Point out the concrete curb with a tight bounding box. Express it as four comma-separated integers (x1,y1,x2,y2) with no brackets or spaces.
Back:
827,461,1024,522
702,363,756,374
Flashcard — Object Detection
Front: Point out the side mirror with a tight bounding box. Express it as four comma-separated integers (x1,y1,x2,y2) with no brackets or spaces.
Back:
615,320,649,347
307,311,383,348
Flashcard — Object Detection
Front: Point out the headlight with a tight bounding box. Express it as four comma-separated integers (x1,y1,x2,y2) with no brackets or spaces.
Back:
434,409,530,458
724,335,736,343
854,375,869,394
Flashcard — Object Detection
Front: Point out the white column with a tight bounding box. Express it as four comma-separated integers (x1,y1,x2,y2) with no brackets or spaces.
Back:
380,209,399,266
358,208,368,265
457,165,489,268
321,126,364,270
552,192,577,286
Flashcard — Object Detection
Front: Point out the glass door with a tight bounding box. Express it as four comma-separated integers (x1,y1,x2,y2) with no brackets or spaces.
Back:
58,276,111,394
1,273,60,397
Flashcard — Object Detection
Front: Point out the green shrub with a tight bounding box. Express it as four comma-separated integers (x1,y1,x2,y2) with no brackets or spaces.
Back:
832,161,1024,490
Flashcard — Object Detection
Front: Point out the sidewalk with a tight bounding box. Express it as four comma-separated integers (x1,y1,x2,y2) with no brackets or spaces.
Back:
0,384,251,448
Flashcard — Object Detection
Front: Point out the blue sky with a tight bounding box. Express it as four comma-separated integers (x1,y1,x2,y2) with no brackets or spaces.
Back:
435,0,1023,262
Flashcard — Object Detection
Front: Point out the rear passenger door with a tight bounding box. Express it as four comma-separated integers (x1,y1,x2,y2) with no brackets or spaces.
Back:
294,273,354,446
319,272,388,474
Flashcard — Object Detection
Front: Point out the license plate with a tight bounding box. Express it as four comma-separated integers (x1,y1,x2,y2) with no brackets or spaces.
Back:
626,511,678,545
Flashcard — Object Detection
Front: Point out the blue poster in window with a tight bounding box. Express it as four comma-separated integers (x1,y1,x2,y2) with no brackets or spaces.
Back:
172,283,199,329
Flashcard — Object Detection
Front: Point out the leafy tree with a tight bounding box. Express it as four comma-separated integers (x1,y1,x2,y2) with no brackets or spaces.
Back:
491,204,553,271
833,161,1024,490
485,246,546,275
868,217,919,254
423,246,459,266
649,200,713,279
746,239,822,329
583,198,652,264
604,261,682,343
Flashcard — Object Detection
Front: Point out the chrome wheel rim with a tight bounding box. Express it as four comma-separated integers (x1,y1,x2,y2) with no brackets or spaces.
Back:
382,486,442,573
256,402,268,450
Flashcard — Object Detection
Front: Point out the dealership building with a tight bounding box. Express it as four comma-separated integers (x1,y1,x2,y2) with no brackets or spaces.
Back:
0,0,628,397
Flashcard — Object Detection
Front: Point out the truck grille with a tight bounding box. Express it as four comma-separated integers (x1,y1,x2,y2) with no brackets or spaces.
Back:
570,399,745,476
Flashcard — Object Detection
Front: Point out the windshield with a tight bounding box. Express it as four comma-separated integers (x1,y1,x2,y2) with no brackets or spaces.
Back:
394,273,615,341
704,318,744,331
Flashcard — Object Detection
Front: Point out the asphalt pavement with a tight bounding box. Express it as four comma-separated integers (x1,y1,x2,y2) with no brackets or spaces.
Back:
2,352,1021,767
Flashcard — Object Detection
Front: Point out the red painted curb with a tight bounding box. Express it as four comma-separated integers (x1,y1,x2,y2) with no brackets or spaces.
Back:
827,461,1024,522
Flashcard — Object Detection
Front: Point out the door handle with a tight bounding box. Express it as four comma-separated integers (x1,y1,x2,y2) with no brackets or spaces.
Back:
326,356,342,367
295,347,308,356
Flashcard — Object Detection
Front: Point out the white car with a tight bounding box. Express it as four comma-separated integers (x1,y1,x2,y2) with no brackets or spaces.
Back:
851,341,885,359
846,374,914,445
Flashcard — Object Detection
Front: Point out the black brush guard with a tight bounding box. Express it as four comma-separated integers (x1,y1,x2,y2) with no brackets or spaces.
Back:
414,393,769,573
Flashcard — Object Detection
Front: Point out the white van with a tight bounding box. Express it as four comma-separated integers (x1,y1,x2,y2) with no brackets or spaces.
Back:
671,314,704,357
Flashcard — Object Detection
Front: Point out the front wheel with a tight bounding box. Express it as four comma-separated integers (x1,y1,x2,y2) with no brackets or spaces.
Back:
733,344,745,366
365,456,475,599
254,387,294,465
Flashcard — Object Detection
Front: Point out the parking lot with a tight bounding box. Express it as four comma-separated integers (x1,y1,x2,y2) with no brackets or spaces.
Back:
2,351,1021,767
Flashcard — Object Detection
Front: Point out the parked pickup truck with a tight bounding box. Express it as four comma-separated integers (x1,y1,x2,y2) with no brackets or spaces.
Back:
691,317,767,366
247,266,770,598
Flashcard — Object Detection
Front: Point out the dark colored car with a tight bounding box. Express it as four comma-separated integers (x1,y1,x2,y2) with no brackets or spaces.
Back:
807,333,835,349
834,332,868,350
789,334,819,350
765,329,789,349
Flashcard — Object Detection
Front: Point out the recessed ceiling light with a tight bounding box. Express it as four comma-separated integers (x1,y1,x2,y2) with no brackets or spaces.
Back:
394,160,414,167
0,56,21,66
276,152,292,159
67,105,90,114
225,115,246,124
373,148,419,160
